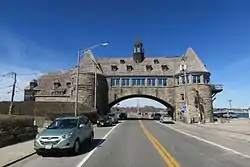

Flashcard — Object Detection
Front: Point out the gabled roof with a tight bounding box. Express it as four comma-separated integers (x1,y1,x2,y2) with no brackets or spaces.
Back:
175,47,209,75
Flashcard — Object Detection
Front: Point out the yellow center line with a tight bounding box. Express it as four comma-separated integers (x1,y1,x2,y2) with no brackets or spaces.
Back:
139,120,181,167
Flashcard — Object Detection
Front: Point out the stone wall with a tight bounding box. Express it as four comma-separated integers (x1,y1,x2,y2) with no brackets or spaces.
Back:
108,87,175,107
174,84,213,122
0,115,37,148
35,96,70,102
71,72,108,115
0,101,92,119
108,82,213,122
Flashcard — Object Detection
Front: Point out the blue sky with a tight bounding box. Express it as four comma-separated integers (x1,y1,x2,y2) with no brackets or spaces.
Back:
0,0,249,108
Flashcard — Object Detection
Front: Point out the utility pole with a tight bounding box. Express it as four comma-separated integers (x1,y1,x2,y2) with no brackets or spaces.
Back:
228,99,232,117
9,72,17,115
93,61,97,112
74,49,80,117
137,99,140,114
74,42,109,116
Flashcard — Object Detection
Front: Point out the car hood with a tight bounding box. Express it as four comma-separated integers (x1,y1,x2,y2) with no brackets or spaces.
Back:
40,128,74,137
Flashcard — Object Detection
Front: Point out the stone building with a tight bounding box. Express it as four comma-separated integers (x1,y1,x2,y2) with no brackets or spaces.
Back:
24,40,223,122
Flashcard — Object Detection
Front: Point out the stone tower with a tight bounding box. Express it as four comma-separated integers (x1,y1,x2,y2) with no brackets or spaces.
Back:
174,47,212,123
133,39,145,63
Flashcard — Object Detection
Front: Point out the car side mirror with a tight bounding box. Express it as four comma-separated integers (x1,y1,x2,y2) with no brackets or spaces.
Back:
79,124,84,128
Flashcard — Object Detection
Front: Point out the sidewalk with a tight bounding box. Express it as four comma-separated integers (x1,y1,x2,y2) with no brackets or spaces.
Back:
0,128,44,167
167,121,250,156
193,118,250,136
0,140,35,167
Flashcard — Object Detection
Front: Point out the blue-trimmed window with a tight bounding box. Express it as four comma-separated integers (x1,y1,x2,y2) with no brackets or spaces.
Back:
203,75,210,84
132,78,137,86
158,78,167,86
147,78,156,87
121,78,130,86
111,78,120,86
111,78,115,86
181,76,189,84
193,75,201,84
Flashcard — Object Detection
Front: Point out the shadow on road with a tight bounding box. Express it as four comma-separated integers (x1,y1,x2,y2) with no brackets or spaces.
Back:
41,139,105,157
121,117,155,121
161,122,175,124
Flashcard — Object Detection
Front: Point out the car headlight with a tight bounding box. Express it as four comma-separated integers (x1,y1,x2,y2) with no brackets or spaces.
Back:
62,132,73,139
35,134,40,139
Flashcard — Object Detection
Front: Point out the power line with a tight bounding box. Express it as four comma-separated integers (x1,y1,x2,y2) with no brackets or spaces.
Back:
16,86,24,92
0,85,12,89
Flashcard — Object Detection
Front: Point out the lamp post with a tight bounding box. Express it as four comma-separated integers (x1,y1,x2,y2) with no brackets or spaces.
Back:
228,99,232,118
180,57,189,124
74,42,109,116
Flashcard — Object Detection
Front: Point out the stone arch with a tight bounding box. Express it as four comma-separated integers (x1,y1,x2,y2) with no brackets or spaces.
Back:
108,94,174,117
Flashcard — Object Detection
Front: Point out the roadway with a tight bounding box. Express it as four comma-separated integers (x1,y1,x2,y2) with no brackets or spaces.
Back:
9,120,250,167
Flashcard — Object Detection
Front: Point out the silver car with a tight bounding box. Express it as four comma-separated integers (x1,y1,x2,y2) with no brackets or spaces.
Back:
160,115,173,123
34,116,94,155
108,113,118,124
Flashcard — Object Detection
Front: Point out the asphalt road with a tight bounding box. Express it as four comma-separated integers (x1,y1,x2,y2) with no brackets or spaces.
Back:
9,120,250,167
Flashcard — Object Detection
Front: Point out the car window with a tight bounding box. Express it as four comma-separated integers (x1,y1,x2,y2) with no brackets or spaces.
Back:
48,119,78,129
81,117,89,125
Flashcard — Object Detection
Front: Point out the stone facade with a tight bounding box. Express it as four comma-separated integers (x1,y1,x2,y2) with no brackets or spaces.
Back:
24,40,222,122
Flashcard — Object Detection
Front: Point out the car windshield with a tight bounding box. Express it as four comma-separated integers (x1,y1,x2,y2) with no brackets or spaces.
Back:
47,119,78,129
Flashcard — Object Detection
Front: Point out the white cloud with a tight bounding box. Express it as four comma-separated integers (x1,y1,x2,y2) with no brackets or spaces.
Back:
118,97,166,108
0,28,61,101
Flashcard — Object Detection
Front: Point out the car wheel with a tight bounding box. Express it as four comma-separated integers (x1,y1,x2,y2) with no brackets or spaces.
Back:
73,139,80,155
88,131,94,144
36,151,44,156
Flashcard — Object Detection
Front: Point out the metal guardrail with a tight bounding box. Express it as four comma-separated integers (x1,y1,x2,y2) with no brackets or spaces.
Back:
212,84,223,89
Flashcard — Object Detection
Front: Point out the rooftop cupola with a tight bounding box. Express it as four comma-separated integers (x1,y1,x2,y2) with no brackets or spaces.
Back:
133,39,145,63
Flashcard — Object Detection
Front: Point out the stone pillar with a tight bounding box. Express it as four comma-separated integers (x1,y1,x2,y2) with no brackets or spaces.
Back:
71,72,108,115
200,75,204,84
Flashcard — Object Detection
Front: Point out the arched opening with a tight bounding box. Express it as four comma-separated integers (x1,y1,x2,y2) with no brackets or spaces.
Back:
108,94,174,118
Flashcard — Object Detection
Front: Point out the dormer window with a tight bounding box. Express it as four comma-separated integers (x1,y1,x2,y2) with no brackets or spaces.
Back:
53,80,61,89
120,59,125,64
154,59,159,64
161,64,169,71
146,65,153,71
111,65,118,71
126,65,133,71
66,81,71,88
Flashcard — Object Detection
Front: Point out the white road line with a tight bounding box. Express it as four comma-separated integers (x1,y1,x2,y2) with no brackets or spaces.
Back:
76,123,121,167
156,121,250,159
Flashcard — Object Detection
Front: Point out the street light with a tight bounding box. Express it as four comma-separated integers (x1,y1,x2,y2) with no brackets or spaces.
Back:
180,56,189,124
228,99,232,118
74,42,109,116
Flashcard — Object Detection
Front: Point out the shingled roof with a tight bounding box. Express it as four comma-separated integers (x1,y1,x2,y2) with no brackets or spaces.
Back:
94,57,180,76
25,69,74,95
175,47,209,75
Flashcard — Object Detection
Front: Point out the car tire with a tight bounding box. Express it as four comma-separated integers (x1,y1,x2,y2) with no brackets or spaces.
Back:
36,151,44,156
72,139,80,155
88,131,94,144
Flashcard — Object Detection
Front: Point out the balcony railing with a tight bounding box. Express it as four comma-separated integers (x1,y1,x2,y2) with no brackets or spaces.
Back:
211,84,223,93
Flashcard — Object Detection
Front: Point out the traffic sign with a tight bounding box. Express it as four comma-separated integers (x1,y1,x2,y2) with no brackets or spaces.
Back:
182,105,187,111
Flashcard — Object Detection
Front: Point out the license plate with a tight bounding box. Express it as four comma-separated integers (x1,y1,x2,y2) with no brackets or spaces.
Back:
45,144,52,149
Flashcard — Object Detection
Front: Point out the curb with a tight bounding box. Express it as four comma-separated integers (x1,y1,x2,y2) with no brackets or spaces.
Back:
1,152,36,167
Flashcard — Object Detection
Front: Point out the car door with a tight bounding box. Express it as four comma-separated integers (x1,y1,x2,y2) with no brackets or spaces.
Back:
78,118,87,143
82,117,92,139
